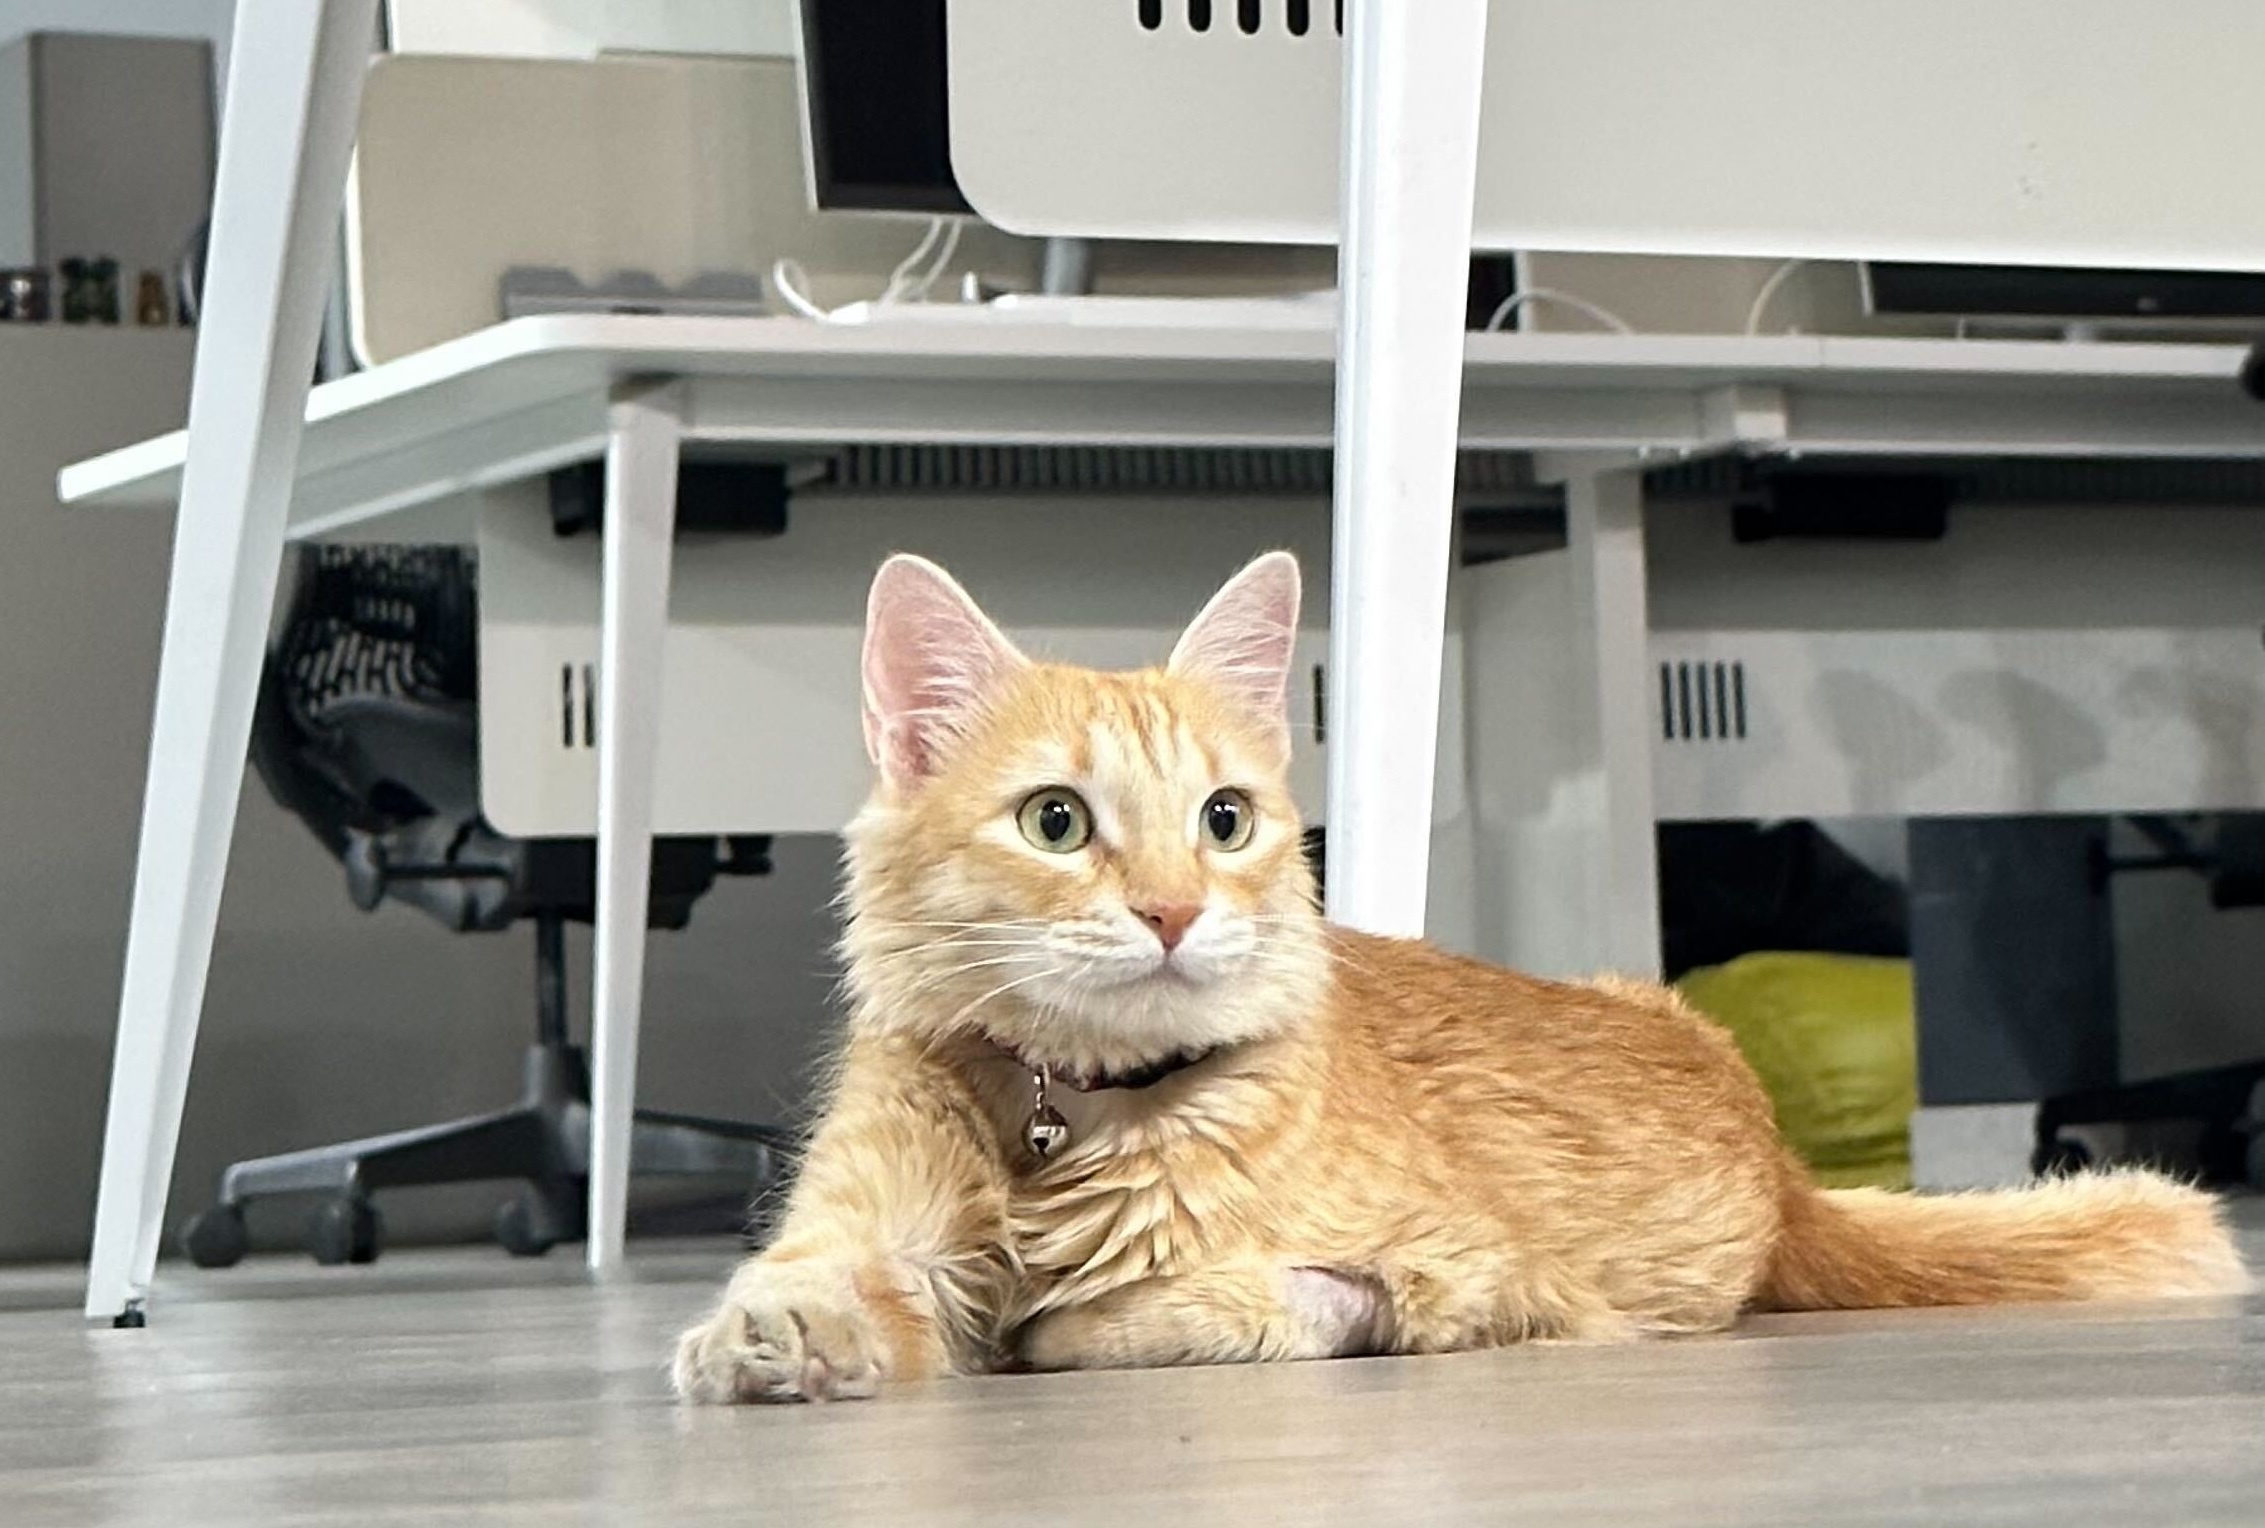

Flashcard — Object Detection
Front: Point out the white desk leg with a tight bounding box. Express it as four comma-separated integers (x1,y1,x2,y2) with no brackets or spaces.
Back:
82,0,375,1325
1325,0,1491,937
1564,460,1663,977
586,388,683,1275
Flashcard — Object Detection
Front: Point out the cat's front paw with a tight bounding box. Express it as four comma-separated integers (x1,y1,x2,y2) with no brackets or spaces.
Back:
672,1266,889,1404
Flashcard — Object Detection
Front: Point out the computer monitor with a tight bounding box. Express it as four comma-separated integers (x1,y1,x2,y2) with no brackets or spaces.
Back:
796,0,974,216
1862,263,2265,326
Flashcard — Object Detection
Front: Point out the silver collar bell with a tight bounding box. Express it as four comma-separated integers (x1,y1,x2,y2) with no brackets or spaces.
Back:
1022,1068,1070,1160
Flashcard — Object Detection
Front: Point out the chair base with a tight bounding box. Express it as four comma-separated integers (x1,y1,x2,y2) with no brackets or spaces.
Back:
2037,1060,2265,1188
179,1041,791,1267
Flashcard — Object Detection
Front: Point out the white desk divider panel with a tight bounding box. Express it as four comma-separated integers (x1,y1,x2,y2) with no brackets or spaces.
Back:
474,483,1343,836
344,53,1048,367
949,0,2265,268
1451,499,2265,979
383,0,797,61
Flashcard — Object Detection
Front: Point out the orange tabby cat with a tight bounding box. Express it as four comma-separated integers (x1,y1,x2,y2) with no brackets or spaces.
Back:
674,551,2248,1403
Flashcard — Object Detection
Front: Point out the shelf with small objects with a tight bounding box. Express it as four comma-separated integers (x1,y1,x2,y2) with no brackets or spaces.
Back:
0,256,191,330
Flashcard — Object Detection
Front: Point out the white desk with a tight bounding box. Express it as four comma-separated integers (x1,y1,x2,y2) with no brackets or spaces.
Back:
62,310,2265,1321
68,318,2265,523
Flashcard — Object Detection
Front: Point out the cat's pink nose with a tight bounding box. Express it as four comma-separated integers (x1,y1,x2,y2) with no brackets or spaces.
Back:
1133,902,1202,952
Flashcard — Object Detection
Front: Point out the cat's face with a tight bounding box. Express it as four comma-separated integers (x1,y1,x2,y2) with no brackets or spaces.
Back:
842,553,1327,1080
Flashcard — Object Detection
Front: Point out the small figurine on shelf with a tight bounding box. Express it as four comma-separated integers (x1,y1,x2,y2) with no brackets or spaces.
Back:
59,256,122,324
135,271,171,327
0,267,52,323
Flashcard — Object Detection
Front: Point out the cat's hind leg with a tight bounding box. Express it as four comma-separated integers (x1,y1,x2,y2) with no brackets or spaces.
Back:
1017,1265,1387,1371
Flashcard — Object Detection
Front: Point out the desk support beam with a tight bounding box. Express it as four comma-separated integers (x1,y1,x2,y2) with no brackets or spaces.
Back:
83,0,375,1324
586,387,684,1275
1324,0,1490,936
1563,458,1663,978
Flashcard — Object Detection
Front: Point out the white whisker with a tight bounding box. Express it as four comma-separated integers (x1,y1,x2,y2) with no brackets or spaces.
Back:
858,939,1040,960
936,967,1060,1035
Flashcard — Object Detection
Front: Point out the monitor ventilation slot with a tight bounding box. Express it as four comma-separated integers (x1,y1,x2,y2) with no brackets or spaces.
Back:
559,663,596,750
1139,0,1340,34
1660,660,1747,743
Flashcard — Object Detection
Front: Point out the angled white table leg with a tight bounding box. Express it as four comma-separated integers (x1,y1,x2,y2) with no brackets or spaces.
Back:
1324,0,1491,937
585,387,684,1275
1562,457,1663,977
83,0,376,1325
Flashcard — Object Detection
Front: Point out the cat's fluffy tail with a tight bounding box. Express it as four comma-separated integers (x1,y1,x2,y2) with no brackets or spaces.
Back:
1760,1169,2250,1311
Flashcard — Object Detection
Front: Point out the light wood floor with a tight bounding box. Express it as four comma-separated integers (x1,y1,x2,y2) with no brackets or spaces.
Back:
4,1216,2262,1527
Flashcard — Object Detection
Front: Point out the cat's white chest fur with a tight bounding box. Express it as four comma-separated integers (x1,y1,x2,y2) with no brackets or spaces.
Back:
980,1059,1238,1318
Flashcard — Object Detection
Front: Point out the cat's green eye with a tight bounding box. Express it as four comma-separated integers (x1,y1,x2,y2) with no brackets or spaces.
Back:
1017,788,1093,853
1202,788,1256,851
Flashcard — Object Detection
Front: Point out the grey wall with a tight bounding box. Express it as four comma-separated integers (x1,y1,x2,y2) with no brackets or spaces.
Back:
2,32,217,278
0,1,231,267
0,0,232,58
0,328,838,1262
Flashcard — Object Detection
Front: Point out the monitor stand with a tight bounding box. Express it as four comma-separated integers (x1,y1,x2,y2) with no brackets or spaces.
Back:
1041,237,1094,296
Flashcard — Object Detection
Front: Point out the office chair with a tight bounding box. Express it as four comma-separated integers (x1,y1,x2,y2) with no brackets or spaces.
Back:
180,544,792,1268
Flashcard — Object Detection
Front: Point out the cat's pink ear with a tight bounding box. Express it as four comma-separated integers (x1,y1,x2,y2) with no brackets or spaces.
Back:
862,554,1028,788
1168,551,1302,752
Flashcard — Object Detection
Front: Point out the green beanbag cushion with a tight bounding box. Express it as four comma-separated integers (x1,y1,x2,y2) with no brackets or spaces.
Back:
1676,952,1916,1190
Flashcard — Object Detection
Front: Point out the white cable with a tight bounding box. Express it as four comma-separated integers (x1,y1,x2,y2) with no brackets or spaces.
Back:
1743,258,1809,335
1485,287,1635,335
771,217,970,323
879,217,948,303
766,256,832,321
900,218,965,304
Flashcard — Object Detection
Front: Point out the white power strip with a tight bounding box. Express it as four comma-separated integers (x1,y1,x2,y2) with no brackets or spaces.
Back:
826,292,1338,331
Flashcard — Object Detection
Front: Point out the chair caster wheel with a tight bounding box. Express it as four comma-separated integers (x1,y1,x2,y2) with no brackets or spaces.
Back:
494,1191,561,1258
182,1205,249,1269
308,1198,382,1266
